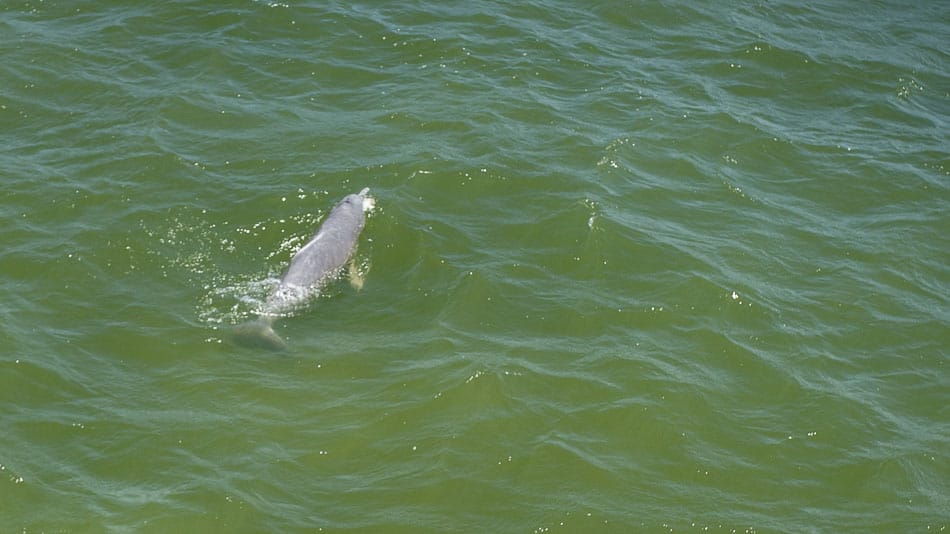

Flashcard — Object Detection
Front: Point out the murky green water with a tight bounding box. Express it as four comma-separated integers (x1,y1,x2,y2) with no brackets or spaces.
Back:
2,1,948,532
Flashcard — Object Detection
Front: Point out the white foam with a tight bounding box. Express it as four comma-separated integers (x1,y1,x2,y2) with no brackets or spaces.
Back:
362,195,376,212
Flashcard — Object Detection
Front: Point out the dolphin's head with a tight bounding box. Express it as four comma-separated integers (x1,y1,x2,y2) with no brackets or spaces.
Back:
332,188,374,219
335,193,365,217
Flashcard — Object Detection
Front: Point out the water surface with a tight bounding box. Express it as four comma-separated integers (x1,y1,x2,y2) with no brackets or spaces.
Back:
1,1,948,531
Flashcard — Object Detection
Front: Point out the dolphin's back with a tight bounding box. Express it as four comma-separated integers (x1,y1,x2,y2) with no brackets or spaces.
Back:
281,193,365,287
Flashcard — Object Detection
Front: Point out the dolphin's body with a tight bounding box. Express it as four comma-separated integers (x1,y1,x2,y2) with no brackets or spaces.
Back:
233,187,374,351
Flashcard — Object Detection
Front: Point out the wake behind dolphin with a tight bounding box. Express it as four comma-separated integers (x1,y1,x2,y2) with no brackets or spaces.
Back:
232,187,374,351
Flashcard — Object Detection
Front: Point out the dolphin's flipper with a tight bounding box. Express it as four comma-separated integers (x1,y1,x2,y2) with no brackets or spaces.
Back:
348,257,365,291
232,318,288,352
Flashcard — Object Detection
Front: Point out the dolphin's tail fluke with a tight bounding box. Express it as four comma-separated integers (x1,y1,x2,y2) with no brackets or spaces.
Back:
231,318,288,352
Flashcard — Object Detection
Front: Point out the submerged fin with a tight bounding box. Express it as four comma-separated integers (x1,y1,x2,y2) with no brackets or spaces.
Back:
348,259,364,291
231,319,288,352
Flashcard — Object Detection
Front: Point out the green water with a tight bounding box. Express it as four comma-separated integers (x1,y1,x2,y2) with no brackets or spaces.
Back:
2,1,948,532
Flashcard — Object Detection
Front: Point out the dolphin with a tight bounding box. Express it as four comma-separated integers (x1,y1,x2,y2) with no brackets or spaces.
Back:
232,187,374,351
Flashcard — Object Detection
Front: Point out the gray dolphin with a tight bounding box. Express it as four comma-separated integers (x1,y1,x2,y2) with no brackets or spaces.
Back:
232,187,374,351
